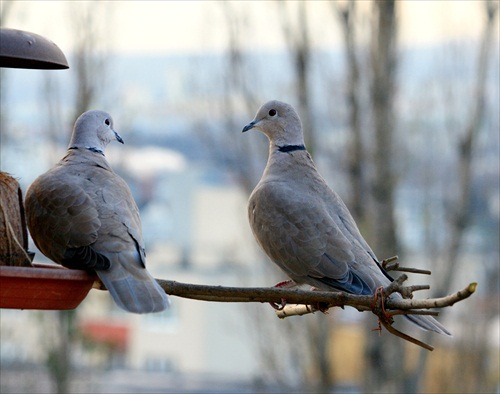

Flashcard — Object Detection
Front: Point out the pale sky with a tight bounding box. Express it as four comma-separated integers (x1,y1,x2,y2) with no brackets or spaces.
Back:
1,1,489,55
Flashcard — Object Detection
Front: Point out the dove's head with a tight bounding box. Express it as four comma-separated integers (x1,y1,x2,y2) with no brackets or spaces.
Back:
69,110,124,154
242,100,304,148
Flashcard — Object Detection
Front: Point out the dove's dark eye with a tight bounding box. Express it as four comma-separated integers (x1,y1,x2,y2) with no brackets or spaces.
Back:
269,109,277,117
104,119,110,126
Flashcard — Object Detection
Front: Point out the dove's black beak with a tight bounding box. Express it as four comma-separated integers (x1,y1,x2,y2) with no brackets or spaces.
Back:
114,131,124,144
242,121,256,133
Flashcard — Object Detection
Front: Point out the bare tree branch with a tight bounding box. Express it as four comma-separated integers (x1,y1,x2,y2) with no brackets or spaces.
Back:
381,255,431,275
153,273,476,351
155,276,475,312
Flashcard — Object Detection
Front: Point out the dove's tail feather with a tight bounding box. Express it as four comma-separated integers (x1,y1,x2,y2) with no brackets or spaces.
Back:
404,313,452,336
96,253,170,314
97,269,170,313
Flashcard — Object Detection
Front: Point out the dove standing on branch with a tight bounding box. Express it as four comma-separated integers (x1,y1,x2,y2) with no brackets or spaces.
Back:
25,110,170,313
242,100,450,335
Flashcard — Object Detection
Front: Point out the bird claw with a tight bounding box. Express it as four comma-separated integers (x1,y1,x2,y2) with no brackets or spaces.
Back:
308,287,333,313
269,298,287,310
268,280,296,310
316,302,331,314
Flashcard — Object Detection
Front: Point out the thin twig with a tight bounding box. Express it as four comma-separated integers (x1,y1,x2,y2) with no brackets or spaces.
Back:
382,255,431,275
384,282,477,310
395,267,432,275
380,319,434,351
381,255,399,265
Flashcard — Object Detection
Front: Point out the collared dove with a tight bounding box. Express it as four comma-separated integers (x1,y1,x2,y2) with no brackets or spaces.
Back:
243,100,450,335
25,110,170,313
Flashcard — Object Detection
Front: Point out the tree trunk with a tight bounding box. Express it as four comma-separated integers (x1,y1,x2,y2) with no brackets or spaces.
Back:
364,1,405,392
335,0,366,223
370,0,399,259
46,311,76,394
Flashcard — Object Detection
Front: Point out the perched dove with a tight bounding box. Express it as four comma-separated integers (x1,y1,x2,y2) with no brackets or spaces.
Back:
243,100,450,335
25,110,170,313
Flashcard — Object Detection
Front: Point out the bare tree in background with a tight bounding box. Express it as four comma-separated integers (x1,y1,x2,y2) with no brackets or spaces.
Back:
330,5,407,387
218,2,263,194
369,0,399,259
69,2,111,122
362,2,409,393
40,2,112,158
411,2,499,392
197,2,337,390
0,0,16,156
40,73,66,162
278,1,315,152
37,3,113,392
277,2,337,389
333,0,366,225
210,4,332,390
192,3,265,196
437,0,498,299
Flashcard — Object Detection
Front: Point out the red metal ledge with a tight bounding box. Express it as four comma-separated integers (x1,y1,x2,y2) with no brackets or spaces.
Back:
0,263,95,310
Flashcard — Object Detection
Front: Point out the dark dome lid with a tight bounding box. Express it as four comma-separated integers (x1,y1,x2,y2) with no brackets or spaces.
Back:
0,28,69,70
